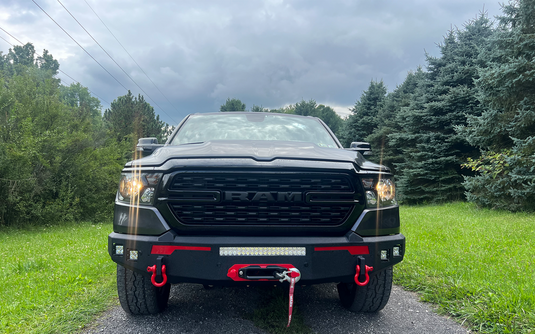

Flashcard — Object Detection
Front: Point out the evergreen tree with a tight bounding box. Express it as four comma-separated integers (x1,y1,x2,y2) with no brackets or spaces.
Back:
341,80,387,147
460,0,535,211
366,68,425,174
391,15,493,203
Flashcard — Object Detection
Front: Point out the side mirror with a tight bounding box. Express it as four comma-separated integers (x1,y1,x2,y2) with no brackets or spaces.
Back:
347,142,372,156
136,137,163,157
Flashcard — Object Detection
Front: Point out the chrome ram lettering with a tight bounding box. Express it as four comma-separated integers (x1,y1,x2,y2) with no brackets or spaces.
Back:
224,191,302,202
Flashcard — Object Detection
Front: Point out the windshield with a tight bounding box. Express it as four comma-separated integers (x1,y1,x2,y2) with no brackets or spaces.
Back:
170,113,339,148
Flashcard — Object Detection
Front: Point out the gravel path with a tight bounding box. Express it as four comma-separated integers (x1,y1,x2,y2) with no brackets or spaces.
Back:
85,284,470,334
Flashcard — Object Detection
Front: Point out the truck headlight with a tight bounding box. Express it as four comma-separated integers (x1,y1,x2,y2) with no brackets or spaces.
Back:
376,179,395,204
362,177,397,207
118,173,162,205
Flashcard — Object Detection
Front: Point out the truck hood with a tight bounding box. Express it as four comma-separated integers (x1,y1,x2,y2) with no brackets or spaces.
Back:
126,140,388,172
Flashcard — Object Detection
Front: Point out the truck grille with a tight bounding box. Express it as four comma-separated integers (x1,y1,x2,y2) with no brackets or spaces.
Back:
167,172,357,226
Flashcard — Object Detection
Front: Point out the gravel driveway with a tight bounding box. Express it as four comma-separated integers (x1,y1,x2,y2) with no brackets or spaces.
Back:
85,283,470,334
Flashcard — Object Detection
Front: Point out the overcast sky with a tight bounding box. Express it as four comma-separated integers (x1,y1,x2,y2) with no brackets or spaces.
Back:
0,0,503,124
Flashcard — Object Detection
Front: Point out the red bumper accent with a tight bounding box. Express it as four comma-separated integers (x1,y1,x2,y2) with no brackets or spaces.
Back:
151,245,211,255
314,246,369,255
227,264,296,282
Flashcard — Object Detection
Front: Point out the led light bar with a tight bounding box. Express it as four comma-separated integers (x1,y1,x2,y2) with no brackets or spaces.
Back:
220,247,306,256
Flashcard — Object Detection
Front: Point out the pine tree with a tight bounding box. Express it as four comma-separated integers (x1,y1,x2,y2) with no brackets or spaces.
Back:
366,68,424,174
460,0,535,211
340,80,387,147
391,15,493,203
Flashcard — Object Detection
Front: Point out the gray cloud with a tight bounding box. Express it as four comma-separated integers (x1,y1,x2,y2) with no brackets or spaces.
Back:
0,0,503,124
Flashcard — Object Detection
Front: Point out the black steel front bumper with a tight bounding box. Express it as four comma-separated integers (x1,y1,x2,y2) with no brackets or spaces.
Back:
109,230,405,285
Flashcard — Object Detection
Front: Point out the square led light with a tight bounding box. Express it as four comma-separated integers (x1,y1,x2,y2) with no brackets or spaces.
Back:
393,246,400,257
129,250,139,260
380,250,388,261
115,245,124,255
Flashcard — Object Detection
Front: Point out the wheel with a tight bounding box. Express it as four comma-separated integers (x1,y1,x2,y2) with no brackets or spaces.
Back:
337,266,393,312
117,264,171,315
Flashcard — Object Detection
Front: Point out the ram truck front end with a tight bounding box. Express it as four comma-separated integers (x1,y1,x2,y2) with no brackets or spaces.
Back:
108,112,405,319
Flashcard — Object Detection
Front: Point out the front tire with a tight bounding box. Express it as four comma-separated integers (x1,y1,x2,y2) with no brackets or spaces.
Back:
337,266,393,312
117,264,171,315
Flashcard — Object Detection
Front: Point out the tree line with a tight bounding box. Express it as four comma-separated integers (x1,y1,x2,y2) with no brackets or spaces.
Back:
0,45,169,226
340,0,534,211
219,97,344,136
0,0,532,227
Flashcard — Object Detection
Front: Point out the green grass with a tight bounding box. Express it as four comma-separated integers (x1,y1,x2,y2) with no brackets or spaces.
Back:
0,222,116,334
396,202,535,333
2,203,534,333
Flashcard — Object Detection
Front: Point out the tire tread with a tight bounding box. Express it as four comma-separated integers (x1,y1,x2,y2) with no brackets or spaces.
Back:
117,264,169,315
337,266,393,313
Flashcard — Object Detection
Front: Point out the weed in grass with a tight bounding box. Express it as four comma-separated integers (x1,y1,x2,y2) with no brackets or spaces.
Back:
396,202,535,333
244,286,312,334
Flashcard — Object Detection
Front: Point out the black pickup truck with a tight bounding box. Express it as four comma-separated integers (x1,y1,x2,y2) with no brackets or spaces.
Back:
109,112,404,319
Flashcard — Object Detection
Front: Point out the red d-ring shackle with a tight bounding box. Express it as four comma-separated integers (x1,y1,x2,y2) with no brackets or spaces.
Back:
354,264,373,286
147,264,167,287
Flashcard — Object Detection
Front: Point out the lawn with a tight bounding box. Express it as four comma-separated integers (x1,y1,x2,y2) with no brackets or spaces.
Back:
0,222,116,334
0,203,533,333
396,202,535,333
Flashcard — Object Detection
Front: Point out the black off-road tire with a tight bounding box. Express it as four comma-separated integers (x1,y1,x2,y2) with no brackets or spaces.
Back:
117,264,171,315
337,266,393,312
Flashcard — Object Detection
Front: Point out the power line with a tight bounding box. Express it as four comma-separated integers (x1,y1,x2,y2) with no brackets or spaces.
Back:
0,27,110,105
82,0,183,118
0,34,13,48
56,0,177,124
32,0,128,91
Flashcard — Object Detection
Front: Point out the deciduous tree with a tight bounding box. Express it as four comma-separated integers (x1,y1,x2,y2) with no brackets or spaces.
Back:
220,98,246,111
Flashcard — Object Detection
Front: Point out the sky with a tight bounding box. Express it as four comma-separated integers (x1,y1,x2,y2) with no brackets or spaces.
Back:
0,0,504,124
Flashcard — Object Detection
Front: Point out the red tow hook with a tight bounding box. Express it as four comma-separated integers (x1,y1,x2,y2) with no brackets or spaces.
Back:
354,256,373,286
147,256,167,287
147,264,167,287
